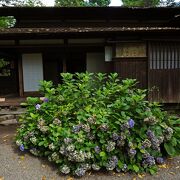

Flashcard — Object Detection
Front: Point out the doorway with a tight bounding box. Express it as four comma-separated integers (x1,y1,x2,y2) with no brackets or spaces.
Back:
0,52,19,96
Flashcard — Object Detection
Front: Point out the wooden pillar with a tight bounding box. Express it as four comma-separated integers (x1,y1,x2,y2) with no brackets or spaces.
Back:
18,55,24,97
63,38,68,73
63,58,67,73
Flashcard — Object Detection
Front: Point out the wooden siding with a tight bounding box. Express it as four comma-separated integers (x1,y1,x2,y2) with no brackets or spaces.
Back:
114,58,147,89
148,69,180,103
148,42,180,103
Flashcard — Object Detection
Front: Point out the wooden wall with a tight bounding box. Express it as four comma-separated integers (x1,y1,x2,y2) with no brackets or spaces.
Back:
148,42,180,103
148,69,180,103
114,58,147,89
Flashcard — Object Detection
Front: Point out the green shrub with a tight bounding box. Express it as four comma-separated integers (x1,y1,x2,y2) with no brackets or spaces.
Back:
16,73,180,177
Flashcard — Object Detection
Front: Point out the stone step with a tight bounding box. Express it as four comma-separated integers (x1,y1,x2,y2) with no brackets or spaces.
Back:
0,115,15,122
0,109,25,115
0,119,18,126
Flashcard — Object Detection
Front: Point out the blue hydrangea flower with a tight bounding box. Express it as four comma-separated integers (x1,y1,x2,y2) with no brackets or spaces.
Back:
35,104,41,110
20,144,25,151
128,119,135,128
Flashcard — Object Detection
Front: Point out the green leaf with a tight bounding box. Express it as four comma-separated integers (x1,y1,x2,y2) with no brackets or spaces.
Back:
100,139,105,144
57,127,62,133
100,151,107,161
168,117,180,125
115,121,121,125
121,111,126,118
171,137,177,146
56,159,62,164
44,151,51,156
118,160,123,168
100,151,106,157
149,168,156,175
140,149,146,153
174,127,180,134
20,102,28,106
164,143,176,156
30,113,37,119
38,141,44,146
128,164,133,170
133,165,139,173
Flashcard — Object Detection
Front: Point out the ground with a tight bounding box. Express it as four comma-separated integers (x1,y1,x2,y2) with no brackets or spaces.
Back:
0,125,179,180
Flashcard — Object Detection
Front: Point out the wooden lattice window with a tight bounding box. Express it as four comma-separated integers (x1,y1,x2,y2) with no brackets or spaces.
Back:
149,42,180,70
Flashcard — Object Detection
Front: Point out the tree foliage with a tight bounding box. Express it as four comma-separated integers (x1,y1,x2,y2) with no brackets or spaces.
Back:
122,0,160,7
0,16,16,28
88,0,111,6
22,0,43,7
55,0,85,7
122,0,180,7
0,0,43,7
0,0,43,28
55,0,111,7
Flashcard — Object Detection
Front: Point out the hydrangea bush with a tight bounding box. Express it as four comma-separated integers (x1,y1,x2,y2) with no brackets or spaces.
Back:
16,73,180,177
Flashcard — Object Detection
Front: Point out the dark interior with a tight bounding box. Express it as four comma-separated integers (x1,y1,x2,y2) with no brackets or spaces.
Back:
0,50,19,96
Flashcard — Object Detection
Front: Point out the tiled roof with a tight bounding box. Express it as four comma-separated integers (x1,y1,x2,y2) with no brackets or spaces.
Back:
0,27,180,34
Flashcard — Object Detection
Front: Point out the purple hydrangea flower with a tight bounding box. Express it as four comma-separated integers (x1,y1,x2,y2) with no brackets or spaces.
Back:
146,130,155,139
35,104,41,110
112,133,119,141
156,157,164,164
110,156,118,166
20,144,25,151
75,167,86,177
142,155,155,167
141,146,145,149
129,149,137,156
43,97,49,103
94,146,101,154
72,125,81,133
128,119,135,128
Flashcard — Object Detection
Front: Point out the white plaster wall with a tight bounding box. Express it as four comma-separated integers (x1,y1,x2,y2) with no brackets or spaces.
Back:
86,53,107,73
22,53,43,92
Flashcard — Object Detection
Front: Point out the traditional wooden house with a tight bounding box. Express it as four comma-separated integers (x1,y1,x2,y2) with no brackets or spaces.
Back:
0,7,180,104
